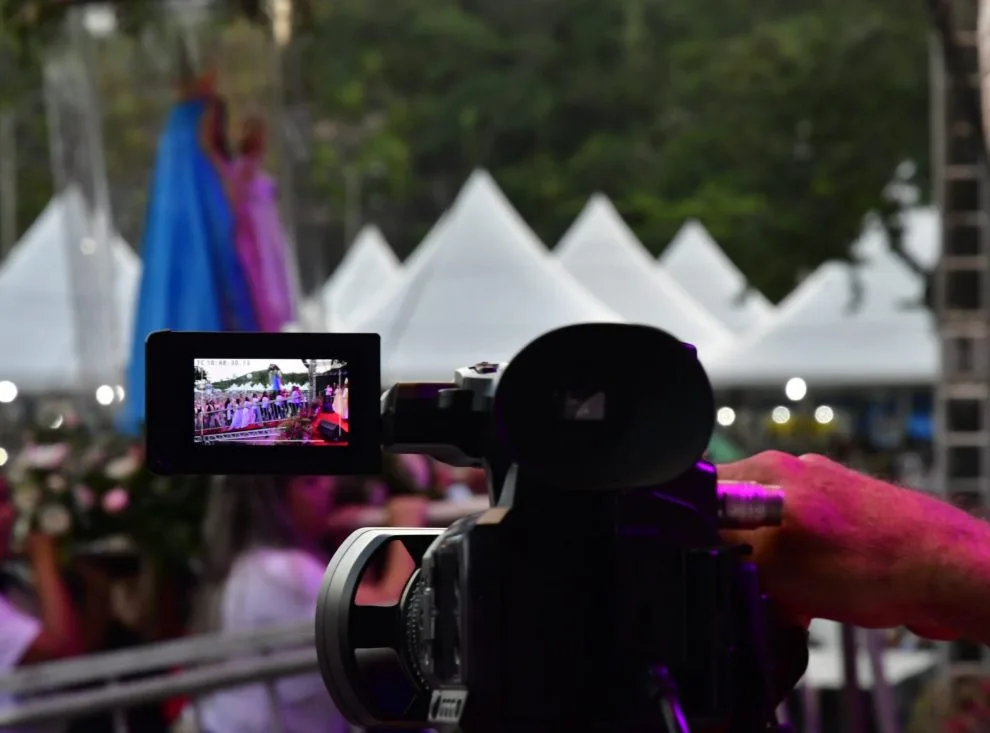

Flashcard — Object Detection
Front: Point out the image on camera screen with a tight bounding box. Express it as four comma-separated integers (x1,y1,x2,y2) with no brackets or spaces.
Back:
193,358,349,446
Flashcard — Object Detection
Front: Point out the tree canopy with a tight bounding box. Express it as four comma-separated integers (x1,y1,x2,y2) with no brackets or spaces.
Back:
210,370,308,391
301,0,931,301
1,0,933,302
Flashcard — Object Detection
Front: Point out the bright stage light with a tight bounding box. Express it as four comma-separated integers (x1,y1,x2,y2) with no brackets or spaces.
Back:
814,405,835,424
95,385,115,406
0,381,18,403
784,377,807,402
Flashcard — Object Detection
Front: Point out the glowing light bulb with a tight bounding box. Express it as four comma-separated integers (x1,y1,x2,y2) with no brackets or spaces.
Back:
771,406,791,424
95,385,114,406
0,381,18,403
784,377,807,401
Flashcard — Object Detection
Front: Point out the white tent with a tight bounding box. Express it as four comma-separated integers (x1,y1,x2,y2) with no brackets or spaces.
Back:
403,212,449,275
319,225,402,330
705,223,936,388
555,195,731,359
0,190,140,393
659,220,774,332
350,170,623,382
900,206,940,270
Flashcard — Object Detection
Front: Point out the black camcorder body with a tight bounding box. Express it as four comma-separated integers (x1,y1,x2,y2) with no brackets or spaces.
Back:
145,323,809,733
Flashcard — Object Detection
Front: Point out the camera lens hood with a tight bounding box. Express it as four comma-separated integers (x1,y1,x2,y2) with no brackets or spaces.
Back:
494,324,715,491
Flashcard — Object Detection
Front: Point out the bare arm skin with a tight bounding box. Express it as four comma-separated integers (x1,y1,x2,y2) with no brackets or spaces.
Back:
719,451,990,643
923,498,990,644
19,534,83,664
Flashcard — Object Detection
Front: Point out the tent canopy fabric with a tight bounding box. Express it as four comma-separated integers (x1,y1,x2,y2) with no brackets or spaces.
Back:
555,195,731,359
900,207,940,271
0,190,140,393
319,225,401,330
402,211,449,275
659,220,774,332
350,170,623,383
704,234,936,388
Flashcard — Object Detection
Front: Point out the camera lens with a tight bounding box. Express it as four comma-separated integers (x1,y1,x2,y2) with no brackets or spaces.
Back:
400,571,429,690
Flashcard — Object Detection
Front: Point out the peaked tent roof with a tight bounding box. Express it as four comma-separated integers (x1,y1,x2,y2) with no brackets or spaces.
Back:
555,195,731,359
0,190,141,392
403,212,449,275
320,225,401,330
704,237,936,387
328,213,449,333
659,220,774,332
350,170,623,382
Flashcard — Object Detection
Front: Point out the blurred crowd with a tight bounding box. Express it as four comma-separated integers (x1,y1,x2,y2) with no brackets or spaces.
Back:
0,454,486,733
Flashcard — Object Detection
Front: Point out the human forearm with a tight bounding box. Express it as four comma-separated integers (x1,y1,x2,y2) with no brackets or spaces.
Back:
923,499,990,645
30,540,82,656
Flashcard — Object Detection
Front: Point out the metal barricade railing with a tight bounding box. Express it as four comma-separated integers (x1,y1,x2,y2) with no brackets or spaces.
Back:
0,621,316,731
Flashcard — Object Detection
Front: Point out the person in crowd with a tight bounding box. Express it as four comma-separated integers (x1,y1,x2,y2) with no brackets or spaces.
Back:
228,399,244,430
719,450,990,643
0,480,81,666
0,476,81,733
190,474,426,733
238,399,254,429
331,379,348,421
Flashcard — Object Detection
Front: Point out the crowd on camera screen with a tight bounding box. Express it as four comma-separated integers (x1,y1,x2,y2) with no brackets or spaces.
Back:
194,382,349,434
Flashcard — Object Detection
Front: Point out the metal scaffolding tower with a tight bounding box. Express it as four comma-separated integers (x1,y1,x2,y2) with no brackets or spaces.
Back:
932,0,990,677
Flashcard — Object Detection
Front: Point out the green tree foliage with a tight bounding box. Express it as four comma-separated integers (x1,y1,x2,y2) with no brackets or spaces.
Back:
1,0,932,303
301,0,931,301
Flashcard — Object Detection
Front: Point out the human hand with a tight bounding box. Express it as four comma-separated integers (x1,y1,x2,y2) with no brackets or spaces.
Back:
718,451,962,639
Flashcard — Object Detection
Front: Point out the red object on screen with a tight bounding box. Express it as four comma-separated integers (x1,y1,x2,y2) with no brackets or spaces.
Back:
309,411,349,445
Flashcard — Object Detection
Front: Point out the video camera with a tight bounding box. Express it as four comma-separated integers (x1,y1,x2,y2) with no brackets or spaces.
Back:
146,323,809,733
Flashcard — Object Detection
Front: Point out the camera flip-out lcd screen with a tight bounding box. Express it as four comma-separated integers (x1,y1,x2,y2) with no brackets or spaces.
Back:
146,331,381,476
194,358,350,447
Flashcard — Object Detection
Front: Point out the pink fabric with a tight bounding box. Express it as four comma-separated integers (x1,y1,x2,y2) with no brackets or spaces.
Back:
229,158,297,332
